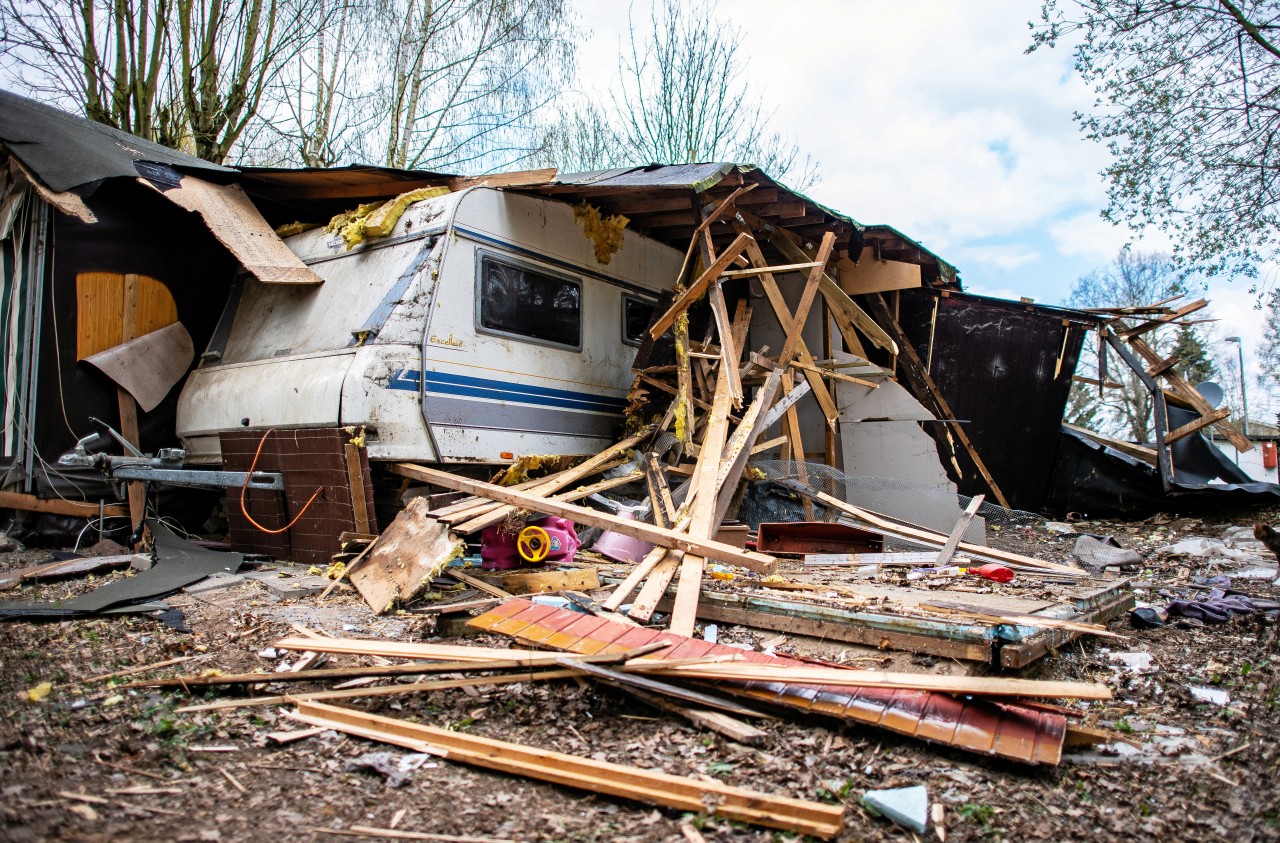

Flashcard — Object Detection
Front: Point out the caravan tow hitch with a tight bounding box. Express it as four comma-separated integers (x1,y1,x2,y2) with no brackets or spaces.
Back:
59,418,284,492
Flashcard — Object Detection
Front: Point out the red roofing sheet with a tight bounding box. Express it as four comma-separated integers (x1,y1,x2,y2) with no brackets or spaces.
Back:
469,598,1065,765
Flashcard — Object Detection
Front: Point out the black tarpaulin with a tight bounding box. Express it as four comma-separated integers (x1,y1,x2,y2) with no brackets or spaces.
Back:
893,290,1098,512
1044,406,1280,517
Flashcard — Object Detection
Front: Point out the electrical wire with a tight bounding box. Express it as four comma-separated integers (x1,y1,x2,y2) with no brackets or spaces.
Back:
239,428,323,534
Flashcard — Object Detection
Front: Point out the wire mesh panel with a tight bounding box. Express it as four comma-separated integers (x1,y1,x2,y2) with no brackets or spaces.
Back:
742,458,1042,537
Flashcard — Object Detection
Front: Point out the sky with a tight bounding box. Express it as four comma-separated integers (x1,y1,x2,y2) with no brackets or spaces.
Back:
570,0,1277,418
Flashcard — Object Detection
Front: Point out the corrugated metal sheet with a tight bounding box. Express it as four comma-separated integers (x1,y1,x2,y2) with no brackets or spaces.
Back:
470,598,1066,765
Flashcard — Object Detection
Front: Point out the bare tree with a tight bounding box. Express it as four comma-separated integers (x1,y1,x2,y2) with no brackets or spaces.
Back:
240,0,380,166
1,0,186,147
177,0,330,162
1066,248,1216,442
609,0,819,189
535,97,624,174
1,0,330,163
377,0,579,172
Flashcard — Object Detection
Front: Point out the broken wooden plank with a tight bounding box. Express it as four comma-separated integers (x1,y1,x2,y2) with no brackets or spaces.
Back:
1164,406,1231,444
389,463,778,574
344,443,372,534
628,552,684,622
736,230,839,427
648,232,753,339
478,567,600,596
917,602,1126,639
349,498,465,614
602,546,670,611
1063,424,1158,465
181,669,583,711
0,554,135,591
448,570,512,599
805,489,1083,574
776,231,836,368
761,225,898,355
652,590,993,662
643,453,677,526
409,597,501,616
451,431,651,533
1127,334,1251,451
791,359,880,388
313,825,515,843
670,358,739,635
707,280,744,407
635,662,1113,700
292,700,845,839
758,379,811,431
622,687,769,745
138,644,672,690
1117,299,1208,340
0,491,128,519
934,494,984,567
804,551,937,566
556,657,771,718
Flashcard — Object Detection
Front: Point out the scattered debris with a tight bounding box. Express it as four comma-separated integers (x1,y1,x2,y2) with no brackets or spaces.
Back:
862,785,929,834
345,751,440,788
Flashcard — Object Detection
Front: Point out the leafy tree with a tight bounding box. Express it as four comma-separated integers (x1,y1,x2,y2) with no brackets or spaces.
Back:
1172,323,1216,387
1065,248,1212,442
539,0,819,189
1259,289,1280,393
1030,1,1280,284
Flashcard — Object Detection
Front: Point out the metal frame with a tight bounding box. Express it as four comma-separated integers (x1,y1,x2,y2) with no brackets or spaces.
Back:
1101,327,1174,489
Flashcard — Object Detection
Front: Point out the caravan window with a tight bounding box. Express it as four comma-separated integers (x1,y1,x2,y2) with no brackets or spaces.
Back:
477,252,581,349
622,296,656,345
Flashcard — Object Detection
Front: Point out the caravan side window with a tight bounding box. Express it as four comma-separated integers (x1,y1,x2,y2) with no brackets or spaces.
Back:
476,252,581,349
622,295,656,346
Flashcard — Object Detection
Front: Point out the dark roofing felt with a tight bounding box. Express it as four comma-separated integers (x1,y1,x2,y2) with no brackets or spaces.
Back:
0,88,230,194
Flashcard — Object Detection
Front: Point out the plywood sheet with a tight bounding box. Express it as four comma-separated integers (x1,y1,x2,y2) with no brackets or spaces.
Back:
76,272,178,360
838,247,922,295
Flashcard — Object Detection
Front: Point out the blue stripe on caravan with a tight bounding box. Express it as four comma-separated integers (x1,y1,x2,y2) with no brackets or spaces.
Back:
387,369,626,414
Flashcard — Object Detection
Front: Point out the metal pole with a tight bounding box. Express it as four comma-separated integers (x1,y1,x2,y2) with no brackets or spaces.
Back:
1238,342,1250,438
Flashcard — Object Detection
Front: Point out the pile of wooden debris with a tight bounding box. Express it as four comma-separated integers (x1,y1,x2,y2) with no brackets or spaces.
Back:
124,196,1148,836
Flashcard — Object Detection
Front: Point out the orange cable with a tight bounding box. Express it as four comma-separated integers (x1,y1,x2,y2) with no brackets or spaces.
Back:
239,428,324,535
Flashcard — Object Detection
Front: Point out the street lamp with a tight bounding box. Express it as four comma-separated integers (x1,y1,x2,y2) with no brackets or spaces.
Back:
1225,336,1250,438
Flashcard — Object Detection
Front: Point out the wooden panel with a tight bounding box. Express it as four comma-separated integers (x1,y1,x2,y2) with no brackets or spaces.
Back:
75,272,178,360
0,491,128,518
837,247,922,295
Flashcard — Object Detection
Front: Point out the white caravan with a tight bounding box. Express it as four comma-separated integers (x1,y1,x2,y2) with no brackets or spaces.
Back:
176,187,680,465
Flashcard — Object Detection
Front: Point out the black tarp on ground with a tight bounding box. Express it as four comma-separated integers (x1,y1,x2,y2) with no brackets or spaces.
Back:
1044,406,1280,517
0,520,241,619
891,290,1097,512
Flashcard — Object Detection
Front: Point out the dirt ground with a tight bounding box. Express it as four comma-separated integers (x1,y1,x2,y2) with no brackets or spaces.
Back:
1,506,1278,843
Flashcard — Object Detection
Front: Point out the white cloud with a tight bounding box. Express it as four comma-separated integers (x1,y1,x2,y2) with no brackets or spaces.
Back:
570,0,1114,262
954,244,1041,272
1048,211,1177,263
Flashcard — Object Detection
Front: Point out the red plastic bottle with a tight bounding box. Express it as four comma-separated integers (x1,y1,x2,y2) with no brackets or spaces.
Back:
969,563,1015,582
